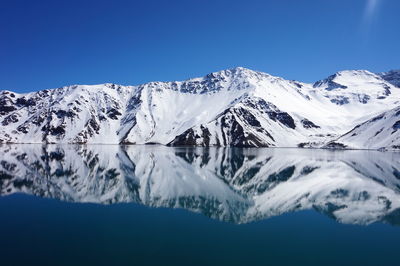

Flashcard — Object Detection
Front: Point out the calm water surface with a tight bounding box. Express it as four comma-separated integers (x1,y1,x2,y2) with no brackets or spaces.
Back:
0,145,399,265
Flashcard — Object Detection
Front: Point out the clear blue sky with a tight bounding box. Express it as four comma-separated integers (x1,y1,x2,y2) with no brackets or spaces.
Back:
1,0,399,93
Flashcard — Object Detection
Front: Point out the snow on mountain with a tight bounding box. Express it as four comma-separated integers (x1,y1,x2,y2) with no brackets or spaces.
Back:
1,145,400,225
326,106,400,150
1,67,399,149
0,84,134,144
312,70,400,125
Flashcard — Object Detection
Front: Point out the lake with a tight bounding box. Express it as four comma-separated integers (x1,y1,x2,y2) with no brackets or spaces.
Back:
0,145,399,265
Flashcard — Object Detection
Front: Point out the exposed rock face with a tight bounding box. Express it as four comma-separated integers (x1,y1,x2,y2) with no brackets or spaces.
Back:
1,67,400,149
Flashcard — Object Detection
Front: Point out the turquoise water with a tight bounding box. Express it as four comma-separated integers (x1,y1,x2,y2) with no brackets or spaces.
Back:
0,145,399,265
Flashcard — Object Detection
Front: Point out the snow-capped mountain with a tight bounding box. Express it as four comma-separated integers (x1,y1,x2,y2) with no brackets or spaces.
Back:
1,67,399,149
1,145,400,225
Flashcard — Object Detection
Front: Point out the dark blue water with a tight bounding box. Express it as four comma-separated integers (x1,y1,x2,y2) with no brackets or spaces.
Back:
0,145,399,265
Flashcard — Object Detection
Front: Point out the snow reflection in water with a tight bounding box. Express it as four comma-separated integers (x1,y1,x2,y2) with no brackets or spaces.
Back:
1,144,400,226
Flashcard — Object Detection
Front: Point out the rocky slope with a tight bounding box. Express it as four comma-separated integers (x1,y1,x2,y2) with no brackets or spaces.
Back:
1,67,399,149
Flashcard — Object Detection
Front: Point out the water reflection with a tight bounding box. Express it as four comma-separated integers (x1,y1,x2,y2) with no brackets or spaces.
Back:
1,145,400,225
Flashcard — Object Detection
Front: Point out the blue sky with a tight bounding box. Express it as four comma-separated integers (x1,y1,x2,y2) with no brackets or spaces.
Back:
1,0,399,93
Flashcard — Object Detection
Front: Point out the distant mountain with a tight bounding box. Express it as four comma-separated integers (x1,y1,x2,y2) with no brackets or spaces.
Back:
1,67,399,149
1,145,400,225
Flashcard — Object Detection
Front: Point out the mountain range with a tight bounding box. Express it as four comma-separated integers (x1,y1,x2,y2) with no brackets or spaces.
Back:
1,67,400,149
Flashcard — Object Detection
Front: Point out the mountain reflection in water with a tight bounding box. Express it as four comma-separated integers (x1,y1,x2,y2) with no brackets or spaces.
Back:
1,144,400,226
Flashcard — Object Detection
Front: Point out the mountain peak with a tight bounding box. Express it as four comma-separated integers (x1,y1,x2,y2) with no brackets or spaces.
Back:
335,69,374,75
313,69,381,90
205,67,272,83
327,70,378,82
228,66,251,72
209,66,256,76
